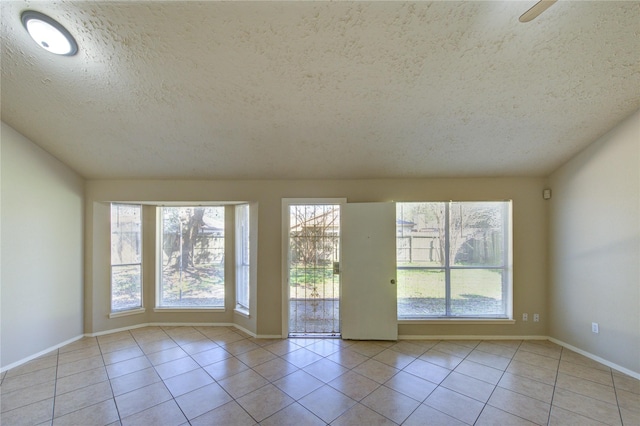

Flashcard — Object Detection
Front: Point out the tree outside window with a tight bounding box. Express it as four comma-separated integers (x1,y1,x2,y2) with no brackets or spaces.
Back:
159,206,225,307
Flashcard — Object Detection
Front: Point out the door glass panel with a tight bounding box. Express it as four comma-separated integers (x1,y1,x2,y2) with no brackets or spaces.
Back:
288,204,340,335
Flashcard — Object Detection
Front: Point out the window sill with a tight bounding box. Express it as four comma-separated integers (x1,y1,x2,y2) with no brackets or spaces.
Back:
109,308,145,319
153,307,225,313
398,318,516,325
234,307,250,318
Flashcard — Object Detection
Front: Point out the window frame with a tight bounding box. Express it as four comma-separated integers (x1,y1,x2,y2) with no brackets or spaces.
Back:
397,201,513,320
109,203,143,315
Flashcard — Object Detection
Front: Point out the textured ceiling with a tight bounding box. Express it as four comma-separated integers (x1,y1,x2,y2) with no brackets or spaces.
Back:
1,1,639,180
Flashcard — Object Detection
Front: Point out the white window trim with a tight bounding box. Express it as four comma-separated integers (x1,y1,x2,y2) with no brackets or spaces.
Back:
153,307,225,313
398,319,516,325
109,307,146,319
234,307,250,318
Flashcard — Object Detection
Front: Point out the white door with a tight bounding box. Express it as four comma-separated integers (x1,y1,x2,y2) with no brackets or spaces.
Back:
341,202,397,340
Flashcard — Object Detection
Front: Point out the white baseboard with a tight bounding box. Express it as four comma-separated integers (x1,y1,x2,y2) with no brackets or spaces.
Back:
548,337,640,380
256,334,284,339
85,322,157,337
0,334,84,373
84,322,237,337
399,334,548,341
87,322,280,341
231,323,256,338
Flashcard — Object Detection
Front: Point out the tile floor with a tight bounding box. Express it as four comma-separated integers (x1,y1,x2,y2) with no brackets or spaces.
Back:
1,326,638,425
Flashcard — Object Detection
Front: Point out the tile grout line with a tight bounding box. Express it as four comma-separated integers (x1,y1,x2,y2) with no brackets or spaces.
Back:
340,344,401,425
471,339,523,425
49,347,61,426
130,327,171,424
263,339,383,424
166,327,218,424
384,340,478,425
97,333,123,425
158,326,232,425
546,344,563,426
434,340,482,424
610,366,625,426
166,326,258,425
159,326,204,424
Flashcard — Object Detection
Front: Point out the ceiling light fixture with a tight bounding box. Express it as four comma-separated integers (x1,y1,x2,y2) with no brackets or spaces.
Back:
21,10,78,56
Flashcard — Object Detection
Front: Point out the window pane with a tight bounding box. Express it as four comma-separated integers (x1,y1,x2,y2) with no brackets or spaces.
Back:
450,269,504,316
397,203,445,267
159,206,225,307
111,265,142,311
236,204,250,310
450,202,505,267
111,204,141,265
111,203,142,312
398,269,446,317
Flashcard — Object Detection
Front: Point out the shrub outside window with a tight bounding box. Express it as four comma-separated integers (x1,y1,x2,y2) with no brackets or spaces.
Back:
397,201,512,319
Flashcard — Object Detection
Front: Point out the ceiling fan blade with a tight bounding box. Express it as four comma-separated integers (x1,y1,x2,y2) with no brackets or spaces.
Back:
519,0,558,22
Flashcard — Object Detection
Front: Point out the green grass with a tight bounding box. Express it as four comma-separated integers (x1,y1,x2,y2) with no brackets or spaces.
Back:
288,265,503,306
397,268,503,300
397,267,505,316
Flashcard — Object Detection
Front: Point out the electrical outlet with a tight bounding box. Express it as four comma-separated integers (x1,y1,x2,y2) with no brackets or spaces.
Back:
533,313,539,322
522,313,528,321
592,322,599,333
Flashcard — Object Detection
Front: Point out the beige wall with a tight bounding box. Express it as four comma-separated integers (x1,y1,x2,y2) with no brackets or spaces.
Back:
548,110,640,373
1,122,84,369
4,114,637,374
85,177,548,338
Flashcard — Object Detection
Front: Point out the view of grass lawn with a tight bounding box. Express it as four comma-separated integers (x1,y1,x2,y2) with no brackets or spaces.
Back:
397,267,504,316
288,265,504,316
397,267,503,299
289,266,339,299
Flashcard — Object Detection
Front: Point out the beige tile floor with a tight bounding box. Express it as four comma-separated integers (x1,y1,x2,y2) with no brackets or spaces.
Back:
1,326,638,425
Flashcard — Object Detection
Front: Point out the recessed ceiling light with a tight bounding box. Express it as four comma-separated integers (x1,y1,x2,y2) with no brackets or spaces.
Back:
21,10,78,56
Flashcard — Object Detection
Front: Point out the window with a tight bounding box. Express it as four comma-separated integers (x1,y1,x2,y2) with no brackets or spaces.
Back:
158,206,225,308
110,203,142,312
235,204,250,314
397,201,512,319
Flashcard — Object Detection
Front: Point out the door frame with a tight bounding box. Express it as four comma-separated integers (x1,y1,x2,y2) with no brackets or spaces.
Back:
281,198,347,338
